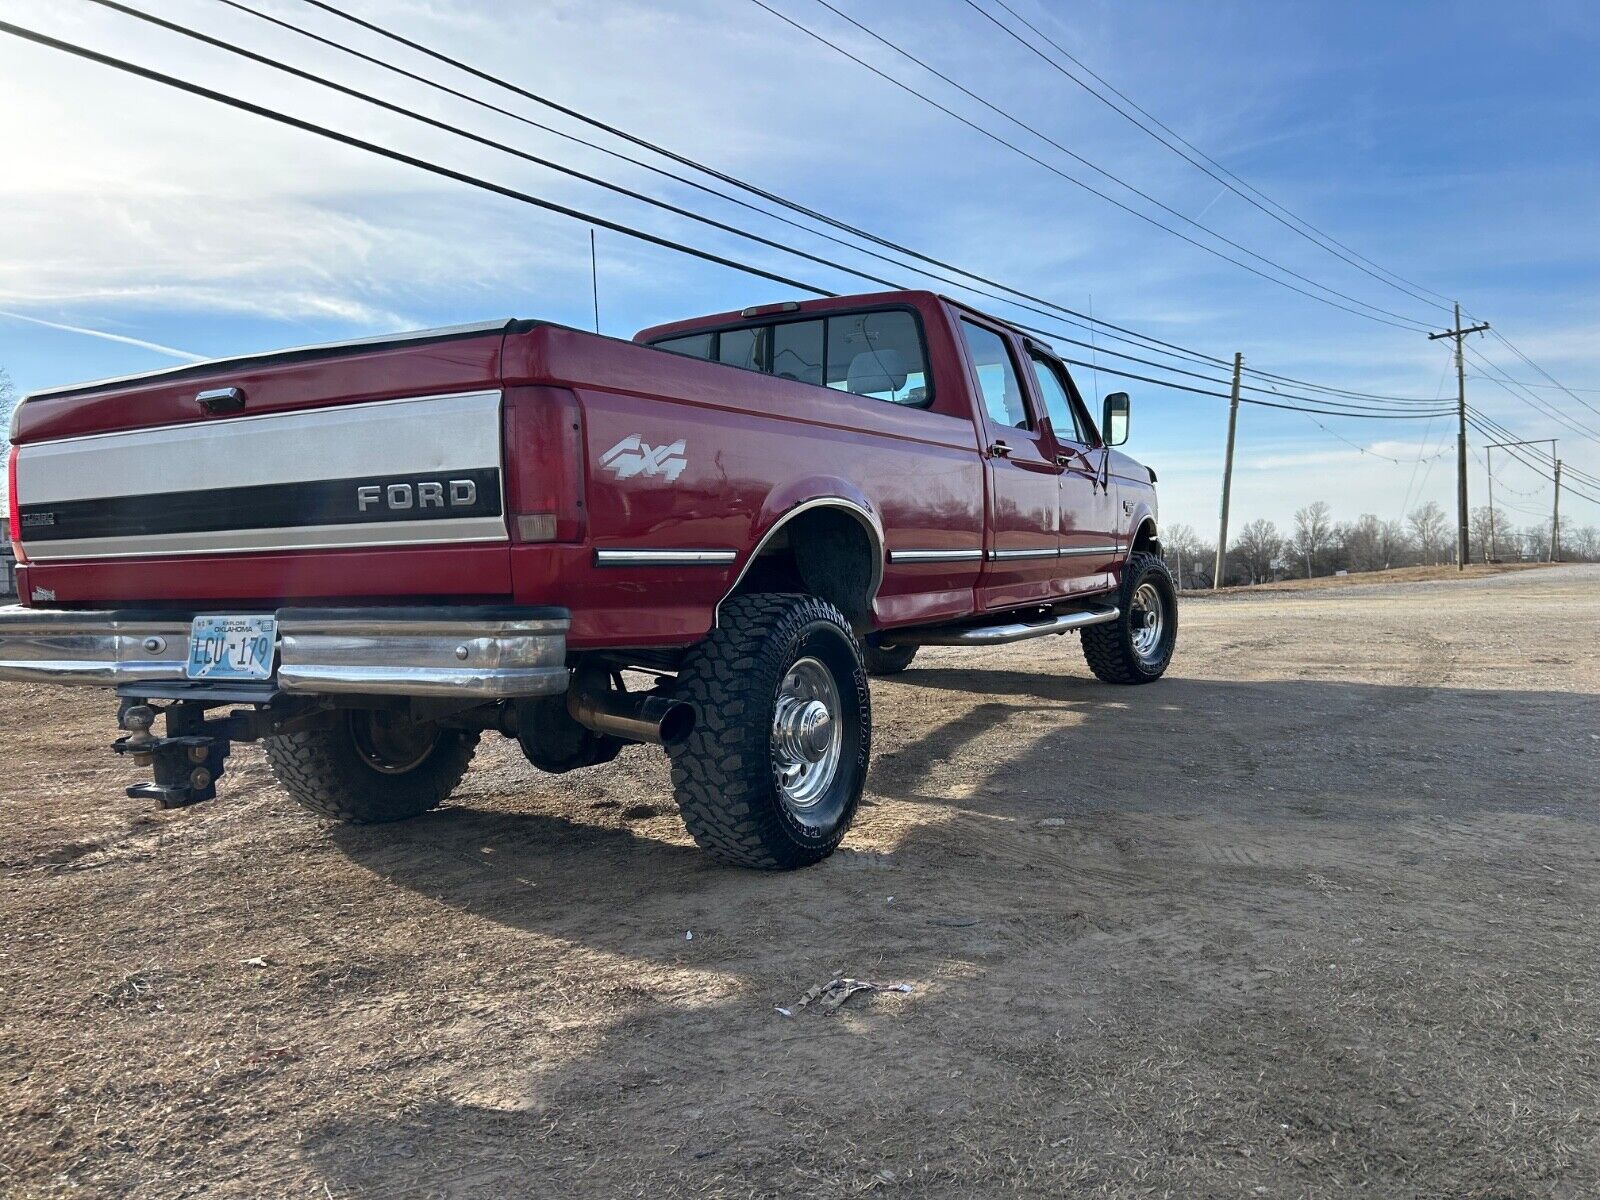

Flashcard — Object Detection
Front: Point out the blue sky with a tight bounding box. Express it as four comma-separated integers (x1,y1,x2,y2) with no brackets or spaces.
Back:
3,0,1598,535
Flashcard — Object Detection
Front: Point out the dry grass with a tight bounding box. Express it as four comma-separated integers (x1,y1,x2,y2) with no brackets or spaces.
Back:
1195,559,1558,595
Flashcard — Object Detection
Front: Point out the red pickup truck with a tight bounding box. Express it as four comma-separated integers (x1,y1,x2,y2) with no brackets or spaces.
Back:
1,290,1174,869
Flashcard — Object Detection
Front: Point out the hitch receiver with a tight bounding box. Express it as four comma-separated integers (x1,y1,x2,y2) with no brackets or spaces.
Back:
112,701,232,809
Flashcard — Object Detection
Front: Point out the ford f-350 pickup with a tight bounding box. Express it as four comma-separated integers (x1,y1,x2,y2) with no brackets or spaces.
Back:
0,290,1175,869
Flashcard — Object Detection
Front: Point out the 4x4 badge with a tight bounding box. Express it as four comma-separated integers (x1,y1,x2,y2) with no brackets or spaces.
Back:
601,435,688,482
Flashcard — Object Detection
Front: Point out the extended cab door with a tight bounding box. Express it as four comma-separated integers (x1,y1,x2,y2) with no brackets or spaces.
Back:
959,318,1063,611
1023,345,1119,592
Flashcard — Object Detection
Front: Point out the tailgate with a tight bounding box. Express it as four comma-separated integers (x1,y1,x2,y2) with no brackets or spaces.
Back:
9,322,518,599
15,391,505,561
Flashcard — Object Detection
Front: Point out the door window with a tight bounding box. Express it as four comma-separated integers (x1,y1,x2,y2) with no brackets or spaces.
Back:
1028,352,1086,444
961,320,1029,430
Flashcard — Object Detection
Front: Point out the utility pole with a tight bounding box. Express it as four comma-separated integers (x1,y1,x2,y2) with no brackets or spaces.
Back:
1552,459,1562,562
1429,303,1490,571
1486,448,1497,563
1213,352,1243,590
1484,438,1556,564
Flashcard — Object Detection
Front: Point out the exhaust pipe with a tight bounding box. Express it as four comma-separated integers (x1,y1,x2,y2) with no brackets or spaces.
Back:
567,671,696,746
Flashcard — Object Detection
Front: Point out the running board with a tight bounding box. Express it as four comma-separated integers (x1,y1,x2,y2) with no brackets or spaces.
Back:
882,604,1119,648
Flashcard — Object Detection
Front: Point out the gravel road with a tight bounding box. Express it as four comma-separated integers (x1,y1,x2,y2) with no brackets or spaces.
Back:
2,564,1597,1198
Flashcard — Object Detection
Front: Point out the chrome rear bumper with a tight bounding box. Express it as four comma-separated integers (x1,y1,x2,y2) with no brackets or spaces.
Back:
0,605,569,699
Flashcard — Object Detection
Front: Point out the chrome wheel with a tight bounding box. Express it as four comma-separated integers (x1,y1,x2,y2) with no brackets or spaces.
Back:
1129,581,1166,663
350,711,440,775
771,656,843,812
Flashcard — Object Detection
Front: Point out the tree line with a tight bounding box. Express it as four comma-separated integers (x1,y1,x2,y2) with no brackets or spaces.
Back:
1162,500,1599,589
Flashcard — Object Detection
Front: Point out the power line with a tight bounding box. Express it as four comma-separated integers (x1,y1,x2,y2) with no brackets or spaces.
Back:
1463,345,1600,444
93,0,1447,420
12,11,1554,437
755,0,1437,332
207,0,1234,380
287,0,1244,373
268,0,1469,405
1468,407,1600,489
965,0,1456,316
1465,415,1600,507
1483,326,1600,420
1468,376,1600,395
0,18,836,297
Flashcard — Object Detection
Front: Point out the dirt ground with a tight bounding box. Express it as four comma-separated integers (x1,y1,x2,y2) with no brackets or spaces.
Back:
2,565,1598,1198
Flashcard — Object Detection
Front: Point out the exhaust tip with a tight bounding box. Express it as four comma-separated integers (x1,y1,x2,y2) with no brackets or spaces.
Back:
658,700,696,747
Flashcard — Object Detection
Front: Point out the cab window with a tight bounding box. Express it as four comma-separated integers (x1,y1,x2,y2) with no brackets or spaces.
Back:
823,310,929,405
652,332,713,360
1028,351,1085,443
771,319,825,385
960,320,1029,429
648,308,932,408
717,326,766,371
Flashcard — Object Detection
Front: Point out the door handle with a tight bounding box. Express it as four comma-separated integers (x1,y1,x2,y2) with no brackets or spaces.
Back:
988,440,1013,458
1055,453,1075,468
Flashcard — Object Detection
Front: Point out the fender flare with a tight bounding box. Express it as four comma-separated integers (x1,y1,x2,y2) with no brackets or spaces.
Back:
1125,510,1160,556
715,480,886,626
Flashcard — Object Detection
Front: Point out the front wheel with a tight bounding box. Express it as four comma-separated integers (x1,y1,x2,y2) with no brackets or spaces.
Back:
1081,550,1178,684
670,593,871,870
264,709,479,823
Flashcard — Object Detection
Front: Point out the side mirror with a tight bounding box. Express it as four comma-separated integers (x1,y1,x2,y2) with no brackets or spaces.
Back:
1102,392,1130,446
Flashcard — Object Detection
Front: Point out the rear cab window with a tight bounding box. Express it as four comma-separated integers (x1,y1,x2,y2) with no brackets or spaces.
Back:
646,307,933,409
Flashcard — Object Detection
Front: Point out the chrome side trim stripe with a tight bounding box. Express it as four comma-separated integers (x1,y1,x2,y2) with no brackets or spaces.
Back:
888,548,985,563
594,548,738,567
987,547,1060,561
895,544,1124,565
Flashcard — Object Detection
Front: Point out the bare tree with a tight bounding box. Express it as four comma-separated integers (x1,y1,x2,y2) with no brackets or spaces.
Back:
1234,518,1282,585
0,368,13,460
1469,505,1512,563
1291,501,1332,578
1570,525,1600,561
1162,523,1202,589
0,368,13,525
1407,501,1448,565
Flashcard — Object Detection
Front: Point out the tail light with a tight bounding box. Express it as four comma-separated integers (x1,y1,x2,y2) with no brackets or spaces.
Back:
6,444,22,562
502,386,586,543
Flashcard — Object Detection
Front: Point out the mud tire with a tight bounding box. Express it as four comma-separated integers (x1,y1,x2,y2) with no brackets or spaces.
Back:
1081,551,1178,684
670,593,870,870
264,710,478,824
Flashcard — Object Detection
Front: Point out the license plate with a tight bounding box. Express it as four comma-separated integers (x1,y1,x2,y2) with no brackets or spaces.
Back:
186,615,278,682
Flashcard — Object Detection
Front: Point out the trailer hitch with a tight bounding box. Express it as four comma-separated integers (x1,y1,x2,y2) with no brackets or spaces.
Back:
112,702,231,808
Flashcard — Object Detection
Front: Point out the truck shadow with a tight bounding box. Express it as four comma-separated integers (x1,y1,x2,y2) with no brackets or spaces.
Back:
307,667,1600,1194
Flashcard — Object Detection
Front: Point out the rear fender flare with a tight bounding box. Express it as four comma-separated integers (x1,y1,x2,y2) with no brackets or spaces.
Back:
715,480,885,626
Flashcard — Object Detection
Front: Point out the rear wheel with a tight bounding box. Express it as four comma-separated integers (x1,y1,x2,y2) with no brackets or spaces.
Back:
863,638,917,676
1081,551,1178,684
264,709,478,823
670,593,870,869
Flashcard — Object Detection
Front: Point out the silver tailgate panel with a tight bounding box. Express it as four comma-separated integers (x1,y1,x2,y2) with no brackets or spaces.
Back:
15,391,507,561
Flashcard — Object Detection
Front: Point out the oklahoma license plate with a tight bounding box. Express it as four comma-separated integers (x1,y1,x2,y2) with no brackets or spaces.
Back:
186,615,277,681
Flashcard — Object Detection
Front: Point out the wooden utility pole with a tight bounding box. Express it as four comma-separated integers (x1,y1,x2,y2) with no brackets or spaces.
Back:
1213,352,1243,589
1552,460,1562,562
1428,303,1490,570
